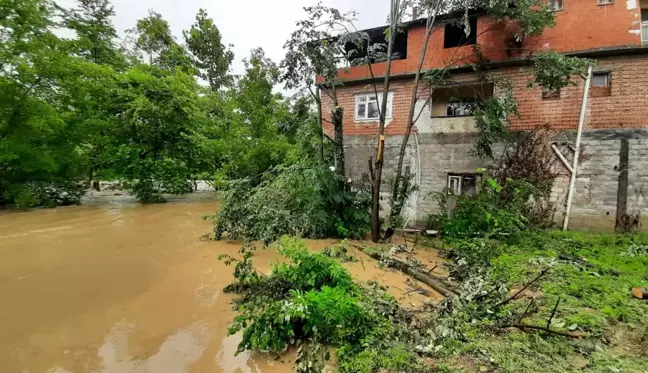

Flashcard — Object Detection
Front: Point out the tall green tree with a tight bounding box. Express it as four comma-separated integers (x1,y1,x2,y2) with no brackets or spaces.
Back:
0,0,96,207
103,66,204,202
59,0,125,67
126,10,194,73
184,9,234,91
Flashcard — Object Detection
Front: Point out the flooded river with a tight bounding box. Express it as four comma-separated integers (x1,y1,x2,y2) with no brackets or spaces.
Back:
0,194,440,373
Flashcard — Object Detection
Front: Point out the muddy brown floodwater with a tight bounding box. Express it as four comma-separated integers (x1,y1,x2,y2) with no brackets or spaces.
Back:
0,194,442,373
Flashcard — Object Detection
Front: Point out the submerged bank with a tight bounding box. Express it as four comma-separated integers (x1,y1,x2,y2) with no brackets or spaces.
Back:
0,196,443,373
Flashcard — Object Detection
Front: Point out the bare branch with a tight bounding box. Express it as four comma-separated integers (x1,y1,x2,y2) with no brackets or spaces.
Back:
495,267,551,307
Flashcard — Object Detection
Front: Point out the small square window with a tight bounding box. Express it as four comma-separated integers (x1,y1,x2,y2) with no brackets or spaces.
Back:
355,93,393,121
592,72,610,87
542,89,561,100
549,0,563,11
597,0,613,5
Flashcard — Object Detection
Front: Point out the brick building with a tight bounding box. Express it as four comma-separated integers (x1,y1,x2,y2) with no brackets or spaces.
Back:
321,0,648,231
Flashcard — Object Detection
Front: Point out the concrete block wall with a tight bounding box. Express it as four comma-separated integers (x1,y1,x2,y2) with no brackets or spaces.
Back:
344,129,648,231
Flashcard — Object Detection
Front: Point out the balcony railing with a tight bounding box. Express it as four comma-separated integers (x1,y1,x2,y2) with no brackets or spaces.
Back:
642,22,648,45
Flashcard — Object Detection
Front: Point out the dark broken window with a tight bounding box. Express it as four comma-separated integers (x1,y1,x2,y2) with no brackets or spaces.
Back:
443,17,477,49
345,28,407,64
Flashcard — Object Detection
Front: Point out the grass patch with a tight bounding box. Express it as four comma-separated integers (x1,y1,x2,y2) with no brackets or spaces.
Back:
432,230,648,372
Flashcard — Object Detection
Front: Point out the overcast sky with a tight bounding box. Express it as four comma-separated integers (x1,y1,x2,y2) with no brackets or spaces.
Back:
56,0,390,76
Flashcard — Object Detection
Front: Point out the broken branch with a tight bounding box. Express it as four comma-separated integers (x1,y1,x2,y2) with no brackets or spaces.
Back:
352,244,458,297
519,298,536,323
547,296,561,329
495,267,551,307
500,324,584,339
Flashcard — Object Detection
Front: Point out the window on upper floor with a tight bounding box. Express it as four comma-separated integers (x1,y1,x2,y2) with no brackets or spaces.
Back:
443,16,477,49
597,0,613,5
549,0,563,11
431,82,493,118
344,28,408,65
355,92,393,121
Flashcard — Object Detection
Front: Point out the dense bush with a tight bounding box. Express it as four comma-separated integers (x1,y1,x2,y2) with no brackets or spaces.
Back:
221,238,431,372
433,176,532,239
212,161,370,243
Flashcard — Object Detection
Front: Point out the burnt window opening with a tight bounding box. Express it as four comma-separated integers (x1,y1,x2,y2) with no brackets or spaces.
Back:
344,28,407,64
443,17,477,49
447,173,478,196
431,82,493,118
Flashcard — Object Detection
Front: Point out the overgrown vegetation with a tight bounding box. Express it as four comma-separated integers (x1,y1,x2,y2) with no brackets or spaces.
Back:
221,232,648,373
1,0,311,208
220,238,433,373
211,162,371,243
425,231,648,372
431,127,561,238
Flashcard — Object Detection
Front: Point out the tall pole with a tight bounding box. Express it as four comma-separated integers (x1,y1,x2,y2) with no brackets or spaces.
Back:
563,65,593,231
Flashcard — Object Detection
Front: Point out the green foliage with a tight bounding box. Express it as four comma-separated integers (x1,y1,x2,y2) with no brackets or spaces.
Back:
213,162,370,243
472,78,517,159
429,231,648,373
531,52,593,92
183,9,234,91
222,238,432,372
435,176,531,239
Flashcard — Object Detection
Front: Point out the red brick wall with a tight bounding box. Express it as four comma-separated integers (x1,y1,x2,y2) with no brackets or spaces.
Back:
336,1,642,82
322,55,648,136
505,55,648,130
321,80,416,137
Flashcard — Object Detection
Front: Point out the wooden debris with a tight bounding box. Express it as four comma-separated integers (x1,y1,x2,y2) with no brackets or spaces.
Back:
632,287,647,299
352,244,458,297
500,323,586,338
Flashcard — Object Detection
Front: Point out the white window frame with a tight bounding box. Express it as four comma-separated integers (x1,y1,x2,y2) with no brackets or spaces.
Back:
355,92,393,121
447,175,462,195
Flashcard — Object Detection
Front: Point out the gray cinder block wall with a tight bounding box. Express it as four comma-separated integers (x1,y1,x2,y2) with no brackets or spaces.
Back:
344,129,648,231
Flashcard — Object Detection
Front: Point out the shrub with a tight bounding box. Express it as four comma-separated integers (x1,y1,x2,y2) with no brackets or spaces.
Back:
221,238,430,372
434,176,530,239
213,161,370,243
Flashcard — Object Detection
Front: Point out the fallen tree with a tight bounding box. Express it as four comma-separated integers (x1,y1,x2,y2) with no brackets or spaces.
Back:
352,243,458,297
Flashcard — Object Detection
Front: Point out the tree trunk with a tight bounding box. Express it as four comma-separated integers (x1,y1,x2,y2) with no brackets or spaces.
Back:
316,88,325,163
370,0,400,243
332,106,345,178
371,135,385,242
383,11,436,241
